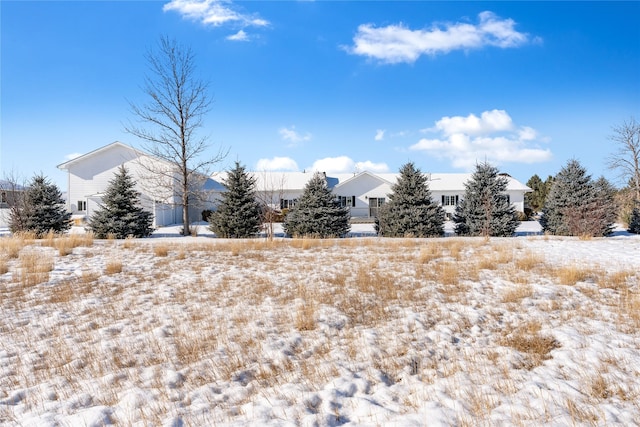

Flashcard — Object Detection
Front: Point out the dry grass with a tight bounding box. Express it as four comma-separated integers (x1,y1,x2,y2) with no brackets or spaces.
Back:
1,234,638,426
16,249,54,287
501,284,534,304
154,243,169,257
553,265,595,285
294,284,317,331
0,256,8,275
105,259,123,275
514,250,545,271
0,234,31,259
501,321,560,369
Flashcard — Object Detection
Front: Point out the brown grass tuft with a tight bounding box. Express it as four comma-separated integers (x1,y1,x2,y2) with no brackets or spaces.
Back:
501,284,534,304
154,243,169,257
17,249,54,287
105,259,123,275
501,321,560,369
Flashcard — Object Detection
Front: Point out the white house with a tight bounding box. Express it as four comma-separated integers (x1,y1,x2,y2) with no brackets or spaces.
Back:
59,142,531,228
57,141,223,227
0,180,26,229
218,170,531,220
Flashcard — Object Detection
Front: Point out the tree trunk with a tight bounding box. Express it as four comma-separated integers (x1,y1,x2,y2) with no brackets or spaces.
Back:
182,185,190,236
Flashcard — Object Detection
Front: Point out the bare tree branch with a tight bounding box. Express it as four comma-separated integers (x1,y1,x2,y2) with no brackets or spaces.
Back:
124,36,227,235
607,117,640,203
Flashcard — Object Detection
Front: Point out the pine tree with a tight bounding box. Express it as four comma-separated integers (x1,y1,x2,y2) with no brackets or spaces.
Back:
283,172,350,238
208,162,262,238
628,206,640,234
540,159,615,237
9,174,71,237
453,162,519,237
525,174,549,213
375,162,444,237
87,166,153,238
593,176,618,236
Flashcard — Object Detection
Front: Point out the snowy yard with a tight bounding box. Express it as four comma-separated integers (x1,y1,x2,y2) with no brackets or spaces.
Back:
1,223,639,426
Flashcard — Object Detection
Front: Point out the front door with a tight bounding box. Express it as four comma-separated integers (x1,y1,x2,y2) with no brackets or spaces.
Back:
368,197,385,217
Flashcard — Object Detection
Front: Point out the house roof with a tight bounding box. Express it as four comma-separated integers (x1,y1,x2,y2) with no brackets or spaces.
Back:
333,171,395,190
212,170,531,192
57,141,148,170
213,171,336,191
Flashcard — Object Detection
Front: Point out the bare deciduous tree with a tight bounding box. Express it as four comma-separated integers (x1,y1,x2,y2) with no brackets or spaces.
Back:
1,170,28,232
607,117,640,203
125,36,225,235
255,171,287,240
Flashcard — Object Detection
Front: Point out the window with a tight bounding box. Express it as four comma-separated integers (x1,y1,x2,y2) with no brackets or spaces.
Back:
280,198,297,209
339,196,356,208
441,195,459,206
368,197,385,217
0,191,6,204
77,200,87,211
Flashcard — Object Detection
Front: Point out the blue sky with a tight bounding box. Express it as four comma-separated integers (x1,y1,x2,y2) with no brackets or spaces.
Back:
2,1,639,190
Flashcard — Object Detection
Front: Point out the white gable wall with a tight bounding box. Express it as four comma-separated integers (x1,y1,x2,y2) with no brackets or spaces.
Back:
334,173,392,218
65,144,140,214
60,143,203,227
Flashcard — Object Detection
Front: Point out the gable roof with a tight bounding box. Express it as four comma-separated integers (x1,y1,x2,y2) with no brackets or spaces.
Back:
333,171,394,190
211,170,531,193
57,141,149,170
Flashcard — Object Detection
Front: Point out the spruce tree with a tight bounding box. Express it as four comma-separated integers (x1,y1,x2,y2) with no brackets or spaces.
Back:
628,206,640,234
87,166,153,238
9,174,71,237
453,162,519,237
540,159,615,237
375,162,444,237
283,172,350,238
593,176,618,236
208,162,262,238
525,174,549,213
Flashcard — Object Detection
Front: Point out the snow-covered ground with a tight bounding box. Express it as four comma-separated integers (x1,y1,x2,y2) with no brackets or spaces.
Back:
1,223,639,426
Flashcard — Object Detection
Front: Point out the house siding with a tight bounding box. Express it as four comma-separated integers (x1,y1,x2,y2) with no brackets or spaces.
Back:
59,142,220,227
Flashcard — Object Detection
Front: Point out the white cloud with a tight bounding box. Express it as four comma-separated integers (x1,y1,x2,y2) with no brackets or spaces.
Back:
355,160,390,173
163,0,269,28
347,11,532,64
255,157,299,171
410,110,552,170
279,126,312,146
64,153,83,161
310,156,389,174
374,129,386,141
226,30,249,42
434,109,514,136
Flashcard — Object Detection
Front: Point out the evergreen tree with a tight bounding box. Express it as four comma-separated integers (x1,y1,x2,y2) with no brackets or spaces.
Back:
283,172,350,238
208,162,262,238
9,174,71,237
525,174,549,213
375,162,444,237
87,166,153,238
540,159,615,237
593,176,618,236
453,162,519,237
628,206,640,234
